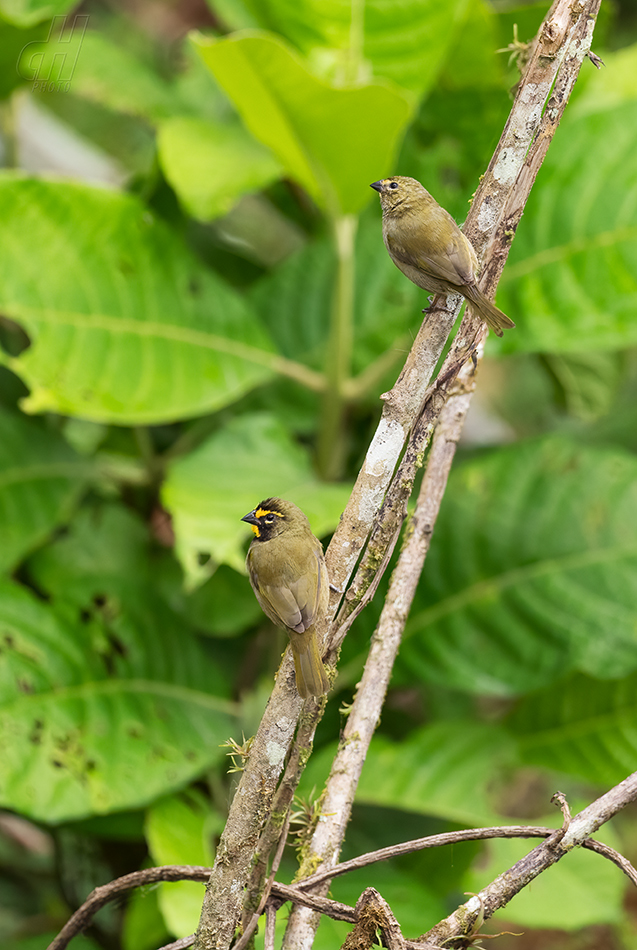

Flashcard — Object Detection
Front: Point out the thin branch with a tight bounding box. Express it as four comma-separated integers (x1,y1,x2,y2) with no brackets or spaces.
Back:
158,937,195,950
264,903,277,950
424,774,637,947
234,804,292,950
297,825,554,891
45,802,637,950
46,866,212,950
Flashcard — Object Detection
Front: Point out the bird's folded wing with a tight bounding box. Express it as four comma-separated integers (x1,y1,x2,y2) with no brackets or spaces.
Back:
386,230,473,286
260,583,305,632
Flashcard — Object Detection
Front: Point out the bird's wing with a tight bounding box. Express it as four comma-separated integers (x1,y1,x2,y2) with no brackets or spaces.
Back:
386,220,476,288
259,582,306,632
263,547,323,634
446,231,477,285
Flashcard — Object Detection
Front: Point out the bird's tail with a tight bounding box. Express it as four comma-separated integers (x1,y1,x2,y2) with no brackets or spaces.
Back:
464,283,515,337
289,629,330,699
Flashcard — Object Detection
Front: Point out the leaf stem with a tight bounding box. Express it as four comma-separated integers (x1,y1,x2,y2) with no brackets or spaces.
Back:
316,214,357,479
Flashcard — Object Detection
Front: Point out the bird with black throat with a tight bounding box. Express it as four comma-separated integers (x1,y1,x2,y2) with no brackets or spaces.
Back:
241,497,330,699
370,176,515,337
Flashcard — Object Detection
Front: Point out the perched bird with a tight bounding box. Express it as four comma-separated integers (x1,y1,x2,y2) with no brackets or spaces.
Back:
370,176,515,337
241,498,330,699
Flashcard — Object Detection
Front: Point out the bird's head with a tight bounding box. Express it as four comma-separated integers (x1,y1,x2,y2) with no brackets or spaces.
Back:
241,497,310,542
370,176,429,215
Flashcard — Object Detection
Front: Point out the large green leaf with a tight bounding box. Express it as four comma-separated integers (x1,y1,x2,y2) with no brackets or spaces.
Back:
301,720,516,827
162,412,350,583
402,439,637,695
0,579,235,822
16,28,181,117
0,0,74,26
509,671,637,787
157,116,282,221
0,408,87,572
497,99,637,354
249,218,420,375
26,503,233,693
146,791,219,938
356,721,516,825
229,0,470,96
192,31,413,216
0,176,276,423
0,681,233,822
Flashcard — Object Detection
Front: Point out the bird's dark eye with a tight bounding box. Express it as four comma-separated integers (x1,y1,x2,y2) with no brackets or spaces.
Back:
264,514,275,524
389,182,399,190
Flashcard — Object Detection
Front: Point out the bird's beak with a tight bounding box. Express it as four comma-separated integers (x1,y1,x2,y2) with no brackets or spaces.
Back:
370,180,384,193
241,509,260,527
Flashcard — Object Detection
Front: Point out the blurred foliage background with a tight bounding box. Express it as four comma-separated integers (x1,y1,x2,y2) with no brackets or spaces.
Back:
0,0,637,947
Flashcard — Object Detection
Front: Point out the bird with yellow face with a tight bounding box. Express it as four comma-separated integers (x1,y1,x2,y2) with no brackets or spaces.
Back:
370,176,515,337
241,498,330,699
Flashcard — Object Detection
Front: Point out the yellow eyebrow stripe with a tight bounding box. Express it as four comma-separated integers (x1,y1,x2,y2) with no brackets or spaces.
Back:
255,508,284,519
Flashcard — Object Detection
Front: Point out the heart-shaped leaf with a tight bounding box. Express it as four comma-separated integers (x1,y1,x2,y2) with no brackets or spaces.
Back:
193,31,413,216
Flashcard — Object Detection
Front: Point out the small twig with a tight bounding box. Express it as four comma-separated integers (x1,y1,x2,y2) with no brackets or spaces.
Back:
158,937,196,950
264,903,277,950
341,887,409,950
551,790,572,831
46,866,212,950
271,882,355,921
233,809,292,950
296,825,554,891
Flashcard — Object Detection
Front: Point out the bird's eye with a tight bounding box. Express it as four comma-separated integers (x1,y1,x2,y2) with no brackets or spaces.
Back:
389,182,399,190
264,514,275,523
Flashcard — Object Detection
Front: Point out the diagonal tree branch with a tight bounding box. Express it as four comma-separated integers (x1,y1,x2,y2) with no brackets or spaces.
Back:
281,1,602,946
424,772,637,947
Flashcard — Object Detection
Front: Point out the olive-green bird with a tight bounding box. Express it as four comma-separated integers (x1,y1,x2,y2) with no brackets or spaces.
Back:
241,497,330,699
370,176,515,337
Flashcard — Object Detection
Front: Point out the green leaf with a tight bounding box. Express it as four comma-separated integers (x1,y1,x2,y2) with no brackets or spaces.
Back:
543,350,625,421
0,408,87,572
16,28,181,116
0,20,49,97
0,176,276,423
0,578,235,822
249,218,420,373
465,833,624,928
0,0,74,26
298,721,515,827
0,578,104,703
233,0,470,96
123,885,170,950
569,42,637,118
146,791,219,937
0,679,234,822
157,116,282,221
402,439,637,695
497,100,637,354
26,502,232,695
509,672,637,787
192,31,413,216
162,412,350,584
